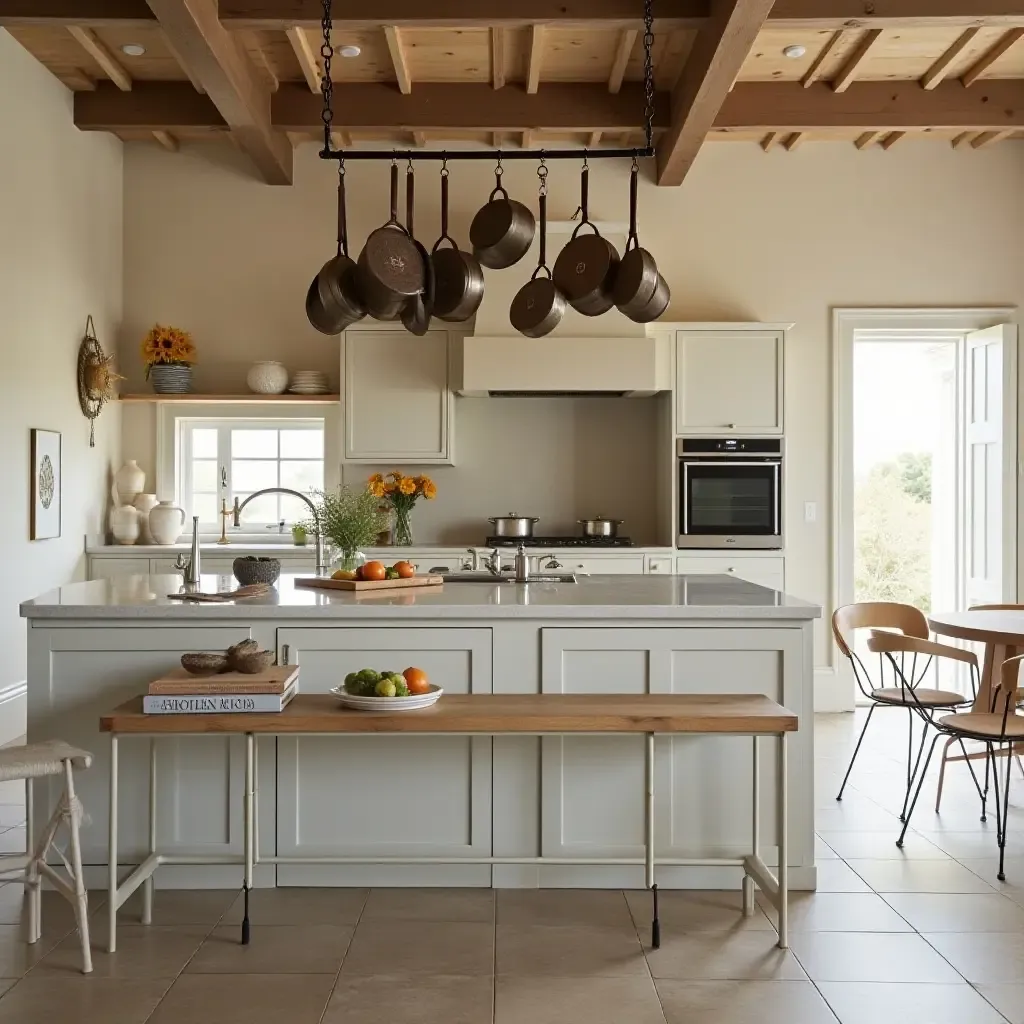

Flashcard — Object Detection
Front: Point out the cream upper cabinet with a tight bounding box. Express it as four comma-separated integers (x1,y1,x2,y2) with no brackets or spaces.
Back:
343,328,454,464
675,329,784,435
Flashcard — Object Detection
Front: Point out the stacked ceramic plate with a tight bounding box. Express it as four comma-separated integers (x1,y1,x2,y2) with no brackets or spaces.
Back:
288,370,330,394
329,683,444,711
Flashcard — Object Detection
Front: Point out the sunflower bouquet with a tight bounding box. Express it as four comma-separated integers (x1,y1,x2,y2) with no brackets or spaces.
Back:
368,471,437,546
141,324,196,379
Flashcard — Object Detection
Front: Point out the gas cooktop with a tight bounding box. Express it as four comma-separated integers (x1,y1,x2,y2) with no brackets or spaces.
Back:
486,536,634,548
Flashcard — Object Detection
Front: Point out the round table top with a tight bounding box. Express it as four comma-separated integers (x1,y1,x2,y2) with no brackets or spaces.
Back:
929,609,1024,646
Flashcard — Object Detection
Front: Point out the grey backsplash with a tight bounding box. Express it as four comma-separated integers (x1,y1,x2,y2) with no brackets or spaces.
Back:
342,397,659,546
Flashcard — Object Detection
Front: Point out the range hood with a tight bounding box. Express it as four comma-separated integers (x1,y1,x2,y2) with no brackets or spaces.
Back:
457,221,671,398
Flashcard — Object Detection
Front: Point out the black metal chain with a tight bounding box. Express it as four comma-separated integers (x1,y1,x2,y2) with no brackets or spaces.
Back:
320,0,334,154
642,0,655,150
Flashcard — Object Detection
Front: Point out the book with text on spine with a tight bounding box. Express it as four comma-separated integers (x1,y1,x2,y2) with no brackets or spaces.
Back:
143,683,297,715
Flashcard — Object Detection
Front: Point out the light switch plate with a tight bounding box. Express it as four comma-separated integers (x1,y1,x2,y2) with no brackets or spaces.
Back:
804,501,817,523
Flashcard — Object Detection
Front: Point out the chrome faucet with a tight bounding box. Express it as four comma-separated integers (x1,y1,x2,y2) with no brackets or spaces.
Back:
174,516,202,586
233,489,328,576
484,547,503,576
465,547,481,571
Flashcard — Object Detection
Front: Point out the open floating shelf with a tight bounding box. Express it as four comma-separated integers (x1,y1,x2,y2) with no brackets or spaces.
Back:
119,394,340,404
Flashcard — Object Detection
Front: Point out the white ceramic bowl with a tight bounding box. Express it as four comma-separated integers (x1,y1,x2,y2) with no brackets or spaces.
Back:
247,361,289,394
329,683,443,711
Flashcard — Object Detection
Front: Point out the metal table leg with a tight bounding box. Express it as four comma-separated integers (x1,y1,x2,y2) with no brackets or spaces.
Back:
107,733,118,953
777,732,789,949
241,732,254,945
645,732,659,949
143,739,156,925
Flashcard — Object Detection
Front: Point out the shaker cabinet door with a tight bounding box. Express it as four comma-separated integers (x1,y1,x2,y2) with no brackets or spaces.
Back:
676,330,784,435
343,329,454,464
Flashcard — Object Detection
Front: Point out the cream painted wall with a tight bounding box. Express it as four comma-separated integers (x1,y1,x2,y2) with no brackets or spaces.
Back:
120,138,1024,667
0,31,123,705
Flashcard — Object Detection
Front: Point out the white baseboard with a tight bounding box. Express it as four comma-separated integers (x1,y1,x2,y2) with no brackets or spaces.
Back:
0,683,27,747
815,667,853,713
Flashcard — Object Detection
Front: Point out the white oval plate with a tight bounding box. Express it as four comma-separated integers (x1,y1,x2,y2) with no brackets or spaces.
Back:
329,683,443,711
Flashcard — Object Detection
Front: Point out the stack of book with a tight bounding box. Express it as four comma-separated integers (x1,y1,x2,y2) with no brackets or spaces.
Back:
144,665,299,715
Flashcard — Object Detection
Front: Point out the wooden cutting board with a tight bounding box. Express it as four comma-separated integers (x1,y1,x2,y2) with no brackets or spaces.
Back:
150,665,299,695
294,575,444,592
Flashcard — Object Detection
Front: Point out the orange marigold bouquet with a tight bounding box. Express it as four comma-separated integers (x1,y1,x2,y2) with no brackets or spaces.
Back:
141,324,196,379
368,471,437,546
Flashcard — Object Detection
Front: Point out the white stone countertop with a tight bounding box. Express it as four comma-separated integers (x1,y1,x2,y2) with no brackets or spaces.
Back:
86,542,682,555
21,573,819,621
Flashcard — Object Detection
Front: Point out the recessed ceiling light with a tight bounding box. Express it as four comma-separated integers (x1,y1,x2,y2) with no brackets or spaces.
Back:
782,44,807,59
121,43,146,56
339,44,361,58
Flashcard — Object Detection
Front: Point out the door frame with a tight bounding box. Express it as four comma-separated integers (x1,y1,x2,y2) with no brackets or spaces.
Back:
829,307,1018,712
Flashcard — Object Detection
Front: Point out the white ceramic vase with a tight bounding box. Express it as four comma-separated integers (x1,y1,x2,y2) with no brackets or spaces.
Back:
247,361,289,394
110,504,140,545
133,493,159,544
114,460,145,506
149,501,187,545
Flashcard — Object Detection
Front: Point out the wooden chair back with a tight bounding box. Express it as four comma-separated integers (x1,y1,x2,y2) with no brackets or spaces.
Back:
994,653,1024,718
832,602,929,659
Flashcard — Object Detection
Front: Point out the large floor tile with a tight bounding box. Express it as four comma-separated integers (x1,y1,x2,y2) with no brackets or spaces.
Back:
0,977,169,1024
187,924,352,975
326,974,494,1024
814,801,901,833
814,861,872,893
923,931,1024,984
959,857,1024,898
846,859,996,893
117,889,236,926
496,923,646,977
496,975,665,1024
222,887,367,926
625,889,773,932
815,836,840,860
976,983,1024,1024
788,931,963,984
0,888,91,939
817,831,948,860
32,925,208,979
758,891,911,932
645,929,805,981
148,973,336,1024
655,979,839,1024
362,888,493,924
818,982,1006,1024
881,892,1024,932
344,920,493,977
497,889,633,930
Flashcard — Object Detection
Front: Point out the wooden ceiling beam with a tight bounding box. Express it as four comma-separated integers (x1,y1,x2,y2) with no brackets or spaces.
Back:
286,25,320,93
880,129,906,147
800,29,846,87
952,130,979,147
961,27,1024,85
921,27,979,87
526,25,545,94
152,128,178,149
971,127,1014,145
67,25,132,90
854,129,884,147
783,131,804,150
831,29,882,92
491,27,506,89
608,28,637,94
759,130,782,150
383,26,412,94
588,129,603,147
143,0,291,184
655,0,775,186
9,1,1024,29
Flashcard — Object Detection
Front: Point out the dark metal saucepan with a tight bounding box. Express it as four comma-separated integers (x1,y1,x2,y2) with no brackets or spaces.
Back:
401,164,435,336
432,169,485,323
470,166,535,270
613,162,670,323
510,187,565,338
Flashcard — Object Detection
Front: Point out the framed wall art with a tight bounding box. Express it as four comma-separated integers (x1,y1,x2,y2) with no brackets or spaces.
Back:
30,429,61,540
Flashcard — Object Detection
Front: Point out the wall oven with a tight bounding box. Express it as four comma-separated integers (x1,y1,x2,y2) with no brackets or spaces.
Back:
677,437,784,549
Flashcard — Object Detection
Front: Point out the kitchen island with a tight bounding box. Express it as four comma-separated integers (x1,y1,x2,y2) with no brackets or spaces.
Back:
21,573,819,891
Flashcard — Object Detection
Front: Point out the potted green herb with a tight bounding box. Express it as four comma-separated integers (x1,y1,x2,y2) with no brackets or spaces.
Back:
304,486,389,573
291,524,308,547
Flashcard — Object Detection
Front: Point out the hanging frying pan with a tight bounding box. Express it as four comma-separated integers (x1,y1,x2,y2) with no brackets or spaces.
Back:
469,161,536,269
358,162,425,320
315,165,366,331
432,169,485,323
401,164,435,336
510,178,565,338
552,165,619,317
613,161,668,322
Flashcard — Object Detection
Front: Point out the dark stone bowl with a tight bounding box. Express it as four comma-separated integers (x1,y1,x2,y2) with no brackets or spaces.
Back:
233,556,281,587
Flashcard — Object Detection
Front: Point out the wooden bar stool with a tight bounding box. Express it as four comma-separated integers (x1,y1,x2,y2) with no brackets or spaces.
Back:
0,740,93,973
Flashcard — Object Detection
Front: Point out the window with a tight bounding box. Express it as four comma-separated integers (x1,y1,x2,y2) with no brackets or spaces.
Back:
179,419,325,528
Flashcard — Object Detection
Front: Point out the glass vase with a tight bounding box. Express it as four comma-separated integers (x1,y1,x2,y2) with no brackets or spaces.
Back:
333,548,366,573
393,507,414,547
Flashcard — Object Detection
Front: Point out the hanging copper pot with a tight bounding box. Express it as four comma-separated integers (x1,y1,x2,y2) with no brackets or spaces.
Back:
510,181,565,338
432,169,485,322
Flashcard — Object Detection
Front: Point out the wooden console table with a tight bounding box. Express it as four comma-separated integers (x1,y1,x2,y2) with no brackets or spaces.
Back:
100,693,798,953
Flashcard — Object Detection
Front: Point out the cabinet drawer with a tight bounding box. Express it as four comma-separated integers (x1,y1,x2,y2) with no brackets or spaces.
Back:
675,555,784,592
646,555,674,575
88,557,151,579
566,556,646,575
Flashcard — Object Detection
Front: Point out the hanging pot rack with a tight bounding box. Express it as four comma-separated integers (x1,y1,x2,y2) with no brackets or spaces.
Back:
317,0,657,164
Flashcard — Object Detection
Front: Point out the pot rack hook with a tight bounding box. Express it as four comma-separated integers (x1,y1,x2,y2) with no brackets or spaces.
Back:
537,153,548,195
582,149,589,171
441,152,448,177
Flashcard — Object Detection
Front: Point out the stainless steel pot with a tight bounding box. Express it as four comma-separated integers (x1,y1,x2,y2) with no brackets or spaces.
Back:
578,516,624,538
488,513,539,538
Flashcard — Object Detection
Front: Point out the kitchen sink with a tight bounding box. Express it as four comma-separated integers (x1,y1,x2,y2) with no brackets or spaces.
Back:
440,572,578,584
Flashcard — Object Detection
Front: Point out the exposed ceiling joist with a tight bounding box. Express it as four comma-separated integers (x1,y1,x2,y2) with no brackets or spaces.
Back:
608,28,637,94
783,131,804,150
831,29,882,92
854,129,884,148
163,33,205,92
286,25,320,93
383,26,412,94
800,29,845,88
759,130,782,150
143,0,291,184
526,25,545,94
961,27,1024,85
880,129,905,148
67,25,131,90
951,130,979,147
491,27,506,88
8,0,1024,29
655,0,775,186
588,129,603,147
972,127,1014,145
921,27,979,88
152,128,178,149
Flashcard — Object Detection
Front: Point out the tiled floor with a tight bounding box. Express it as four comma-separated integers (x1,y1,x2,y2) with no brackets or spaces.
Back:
1,712,1024,1021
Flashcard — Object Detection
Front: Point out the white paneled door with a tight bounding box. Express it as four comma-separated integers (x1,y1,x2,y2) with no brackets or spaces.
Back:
964,324,1018,607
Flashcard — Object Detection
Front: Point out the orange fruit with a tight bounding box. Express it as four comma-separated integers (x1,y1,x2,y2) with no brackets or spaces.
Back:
361,560,387,582
394,561,415,579
404,667,430,694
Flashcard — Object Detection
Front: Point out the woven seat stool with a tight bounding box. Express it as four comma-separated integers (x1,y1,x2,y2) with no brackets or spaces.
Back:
1,740,93,973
